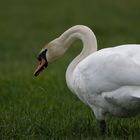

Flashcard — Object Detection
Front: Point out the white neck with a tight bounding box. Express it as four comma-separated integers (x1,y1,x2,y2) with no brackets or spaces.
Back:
56,25,97,90
50,25,97,91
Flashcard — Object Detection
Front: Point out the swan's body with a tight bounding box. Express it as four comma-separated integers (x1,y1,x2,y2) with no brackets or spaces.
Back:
34,25,140,132
71,45,140,119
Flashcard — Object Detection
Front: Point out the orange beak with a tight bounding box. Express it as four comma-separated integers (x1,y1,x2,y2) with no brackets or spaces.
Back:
34,57,48,77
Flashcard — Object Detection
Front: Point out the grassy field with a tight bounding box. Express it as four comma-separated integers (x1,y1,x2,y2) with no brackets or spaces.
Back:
0,0,140,139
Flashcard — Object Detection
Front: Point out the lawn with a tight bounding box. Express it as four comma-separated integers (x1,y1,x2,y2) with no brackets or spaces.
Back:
0,0,140,139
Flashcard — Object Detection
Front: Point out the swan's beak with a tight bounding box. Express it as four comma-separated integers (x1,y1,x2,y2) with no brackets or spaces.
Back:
34,57,48,77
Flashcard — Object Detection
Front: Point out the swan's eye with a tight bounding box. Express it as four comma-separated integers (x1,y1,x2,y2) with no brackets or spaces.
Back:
37,49,47,61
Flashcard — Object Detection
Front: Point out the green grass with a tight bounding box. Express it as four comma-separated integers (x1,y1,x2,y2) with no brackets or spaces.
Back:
0,0,140,139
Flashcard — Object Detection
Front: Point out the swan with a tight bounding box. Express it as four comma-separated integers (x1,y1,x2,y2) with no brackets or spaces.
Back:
34,25,140,133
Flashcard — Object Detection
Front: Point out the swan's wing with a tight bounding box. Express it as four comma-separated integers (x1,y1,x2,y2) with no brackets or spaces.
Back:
106,53,140,85
77,50,140,93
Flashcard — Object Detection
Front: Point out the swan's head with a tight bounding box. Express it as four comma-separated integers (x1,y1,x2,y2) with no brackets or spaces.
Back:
34,38,66,77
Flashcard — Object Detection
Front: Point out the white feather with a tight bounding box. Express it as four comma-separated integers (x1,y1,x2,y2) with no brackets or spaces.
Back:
46,25,140,121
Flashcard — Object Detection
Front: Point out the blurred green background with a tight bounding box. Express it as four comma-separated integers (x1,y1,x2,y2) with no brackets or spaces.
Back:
0,0,140,139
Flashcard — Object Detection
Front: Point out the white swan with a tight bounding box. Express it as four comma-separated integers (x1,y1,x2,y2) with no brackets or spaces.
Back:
34,25,140,132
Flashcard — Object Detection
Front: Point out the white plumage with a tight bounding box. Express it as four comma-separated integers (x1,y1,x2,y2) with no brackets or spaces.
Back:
34,25,140,132
71,45,140,120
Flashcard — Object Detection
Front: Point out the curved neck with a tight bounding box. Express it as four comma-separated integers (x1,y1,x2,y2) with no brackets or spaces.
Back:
59,25,97,54
57,25,97,90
